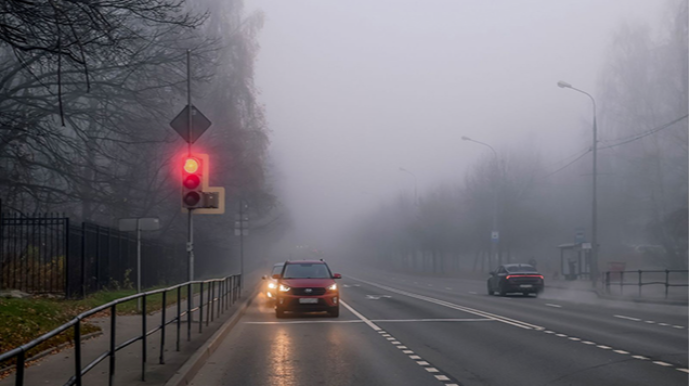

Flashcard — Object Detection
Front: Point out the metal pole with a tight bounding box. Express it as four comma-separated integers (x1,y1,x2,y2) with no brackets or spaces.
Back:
591,104,599,286
137,219,141,312
560,84,598,286
239,201,244,294
187,49,195,283
461,138,499,268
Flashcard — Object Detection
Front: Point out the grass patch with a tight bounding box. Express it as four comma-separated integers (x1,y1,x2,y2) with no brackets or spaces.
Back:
0,284,200,365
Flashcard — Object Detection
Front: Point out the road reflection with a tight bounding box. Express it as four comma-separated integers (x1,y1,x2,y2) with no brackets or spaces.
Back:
268,327,296,386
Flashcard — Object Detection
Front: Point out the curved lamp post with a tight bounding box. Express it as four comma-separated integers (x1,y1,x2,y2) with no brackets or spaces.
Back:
558,80,599,285
399,167,418,205
462,136,499,268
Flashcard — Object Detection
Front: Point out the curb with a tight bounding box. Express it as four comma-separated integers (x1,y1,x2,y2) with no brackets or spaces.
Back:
164,285,259,386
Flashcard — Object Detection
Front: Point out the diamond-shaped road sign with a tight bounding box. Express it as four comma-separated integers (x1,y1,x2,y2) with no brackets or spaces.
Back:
170,105,212,144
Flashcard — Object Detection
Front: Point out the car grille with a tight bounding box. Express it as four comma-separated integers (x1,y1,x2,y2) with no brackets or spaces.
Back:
291,287,326,296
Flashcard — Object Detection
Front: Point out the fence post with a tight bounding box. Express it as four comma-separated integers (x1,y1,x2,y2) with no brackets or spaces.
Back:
176,286,181,351
160,291,166,364
75,320,82,386
199,282,204,333
218,280,223,315
0,200,3,294
665,269,669,299
80,222,86,299
96,225,101,291
638,270,642,297
64,218,70,298
606,271,610,294
15,349,25,386
141,294,147,382
620,271,624,294
109,305,116,386
207,281,212,325
187,283,192,341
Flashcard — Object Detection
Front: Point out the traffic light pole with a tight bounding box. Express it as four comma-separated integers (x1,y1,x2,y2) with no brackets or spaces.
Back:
187,50,195,283
239,201,244,295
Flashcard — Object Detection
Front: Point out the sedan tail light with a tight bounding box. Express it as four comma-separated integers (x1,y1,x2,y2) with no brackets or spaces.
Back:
506,274,544,280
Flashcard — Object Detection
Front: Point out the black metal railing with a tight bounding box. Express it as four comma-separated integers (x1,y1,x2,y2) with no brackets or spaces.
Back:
0,274,242,386
605,269,688,298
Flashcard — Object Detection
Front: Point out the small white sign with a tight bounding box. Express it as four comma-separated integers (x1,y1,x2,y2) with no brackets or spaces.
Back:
491,231,499,240
118,218,160,232
582,243,592,250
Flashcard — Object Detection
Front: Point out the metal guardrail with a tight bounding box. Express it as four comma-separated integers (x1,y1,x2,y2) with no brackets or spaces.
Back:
605,269,688,298
0,274,242,386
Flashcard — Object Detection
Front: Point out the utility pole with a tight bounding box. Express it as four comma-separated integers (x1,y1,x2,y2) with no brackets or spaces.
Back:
234,201,248,295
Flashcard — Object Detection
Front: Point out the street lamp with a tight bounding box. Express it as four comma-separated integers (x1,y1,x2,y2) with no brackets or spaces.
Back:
557,80,599,285
462,136,500,268
398,167,418,205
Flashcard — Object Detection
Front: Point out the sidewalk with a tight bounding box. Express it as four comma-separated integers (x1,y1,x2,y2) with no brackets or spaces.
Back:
0,275,260,386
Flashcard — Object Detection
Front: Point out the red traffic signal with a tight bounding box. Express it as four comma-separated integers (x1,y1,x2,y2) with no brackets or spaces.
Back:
182,155,204,208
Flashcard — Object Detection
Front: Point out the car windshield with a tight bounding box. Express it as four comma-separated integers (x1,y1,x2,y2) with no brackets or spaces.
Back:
506,265,537,273
282,263,331,279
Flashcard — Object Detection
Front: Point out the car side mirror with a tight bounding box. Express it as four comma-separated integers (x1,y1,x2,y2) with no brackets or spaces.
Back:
489,271,496,276
261,275,267,280
272,273,281,280
333,273,342,279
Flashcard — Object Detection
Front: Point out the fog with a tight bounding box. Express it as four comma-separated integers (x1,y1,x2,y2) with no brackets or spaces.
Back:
247,0,669,249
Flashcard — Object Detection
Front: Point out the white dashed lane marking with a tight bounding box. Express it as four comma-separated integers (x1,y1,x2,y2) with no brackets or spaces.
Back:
545,303,562,308
539,324,687,374
340,300,462,385
614,314,686,329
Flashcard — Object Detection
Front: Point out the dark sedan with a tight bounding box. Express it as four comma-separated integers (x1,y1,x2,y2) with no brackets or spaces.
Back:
487,263,544,296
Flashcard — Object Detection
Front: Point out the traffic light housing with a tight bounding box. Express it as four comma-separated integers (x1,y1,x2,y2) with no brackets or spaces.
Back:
181,154,207,209
180,153,225,213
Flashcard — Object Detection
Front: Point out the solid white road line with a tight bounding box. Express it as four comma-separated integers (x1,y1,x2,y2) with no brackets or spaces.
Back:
245,320,363,325
341,300,380,331
372,318,493,323
351,277,544,330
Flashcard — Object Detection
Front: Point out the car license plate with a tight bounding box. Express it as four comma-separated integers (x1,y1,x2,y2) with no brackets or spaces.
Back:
299,298,318,304
519,284,533,288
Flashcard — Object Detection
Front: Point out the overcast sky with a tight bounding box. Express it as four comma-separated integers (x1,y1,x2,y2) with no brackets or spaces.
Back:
244,0,667,247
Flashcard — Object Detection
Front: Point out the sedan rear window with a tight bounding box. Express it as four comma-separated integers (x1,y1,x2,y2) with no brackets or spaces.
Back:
283,263,331,279
506,265,537,273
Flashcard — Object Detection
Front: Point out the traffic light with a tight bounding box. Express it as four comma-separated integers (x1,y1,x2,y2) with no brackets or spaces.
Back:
182,154,206,209
180,153,225,213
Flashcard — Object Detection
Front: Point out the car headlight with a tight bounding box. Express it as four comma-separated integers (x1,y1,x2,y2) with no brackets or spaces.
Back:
328,283,337,291
268,282,277,289
279,284,291,292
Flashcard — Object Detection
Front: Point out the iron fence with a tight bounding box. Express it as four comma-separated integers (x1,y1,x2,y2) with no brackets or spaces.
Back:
1,212,185,298
605,269,689,298
0,274,242,386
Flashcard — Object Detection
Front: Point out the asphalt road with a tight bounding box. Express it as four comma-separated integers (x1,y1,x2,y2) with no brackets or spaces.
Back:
190,268,688,386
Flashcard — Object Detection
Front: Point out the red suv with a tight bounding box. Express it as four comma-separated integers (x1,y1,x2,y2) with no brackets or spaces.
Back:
272,260,342,318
